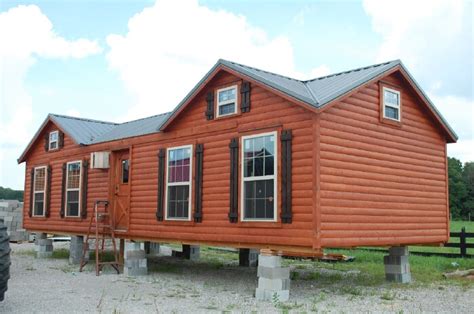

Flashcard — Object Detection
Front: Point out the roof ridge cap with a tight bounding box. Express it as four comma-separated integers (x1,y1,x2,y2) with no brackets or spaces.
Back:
118,111,171,125
50,113,118,125
220,59,303,83
303,60,400,83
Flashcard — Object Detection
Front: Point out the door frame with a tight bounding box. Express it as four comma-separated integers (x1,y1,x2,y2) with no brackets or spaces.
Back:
109,147,132,232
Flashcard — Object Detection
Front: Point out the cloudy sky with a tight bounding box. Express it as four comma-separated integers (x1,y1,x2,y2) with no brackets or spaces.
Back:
0,0,472,189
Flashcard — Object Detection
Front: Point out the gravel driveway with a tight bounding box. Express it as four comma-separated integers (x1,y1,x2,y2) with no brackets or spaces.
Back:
0,242,473,313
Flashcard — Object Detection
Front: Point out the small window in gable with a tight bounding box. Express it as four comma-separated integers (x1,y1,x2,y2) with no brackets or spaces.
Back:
49,131,59,150
382,87,401,122
216,85,237,117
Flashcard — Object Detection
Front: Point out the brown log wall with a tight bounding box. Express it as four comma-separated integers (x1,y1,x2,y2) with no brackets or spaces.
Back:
319,73,449,247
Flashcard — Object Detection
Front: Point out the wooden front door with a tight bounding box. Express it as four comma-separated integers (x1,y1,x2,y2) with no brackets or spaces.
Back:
112,150,130,231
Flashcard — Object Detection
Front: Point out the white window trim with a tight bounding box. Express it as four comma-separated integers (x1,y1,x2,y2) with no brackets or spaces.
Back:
32,166,47,217
65,160,82,218
240,131,278,222
49,131,59,150
165,145,193,221
216,85,238,118
382,86,401,122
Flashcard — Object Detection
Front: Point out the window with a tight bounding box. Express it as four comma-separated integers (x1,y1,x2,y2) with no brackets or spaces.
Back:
122,159,129,184
383,87,401,121
65,161,81,217
216,85,237,117
49,131,59,150
166,146,192,220
241,132,277,221
33,166,47,217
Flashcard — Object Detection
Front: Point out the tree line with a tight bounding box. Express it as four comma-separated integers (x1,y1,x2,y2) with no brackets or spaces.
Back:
0,186,24,202
1,158,473,220
448,157,474,220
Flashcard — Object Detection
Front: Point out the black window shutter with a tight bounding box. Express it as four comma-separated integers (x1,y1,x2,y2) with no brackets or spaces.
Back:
81,160,89,219
194,144,204,222
29,168,34,217
281,130,292,223
60,163,66,218
240,81,251,113
228,138,239,223
205,91,214,120
156,149,166,221
44,133,49,152
45,165,52,218
58,131,64,149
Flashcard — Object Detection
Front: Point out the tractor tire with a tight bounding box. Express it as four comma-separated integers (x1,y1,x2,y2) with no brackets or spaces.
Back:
0,219,11,302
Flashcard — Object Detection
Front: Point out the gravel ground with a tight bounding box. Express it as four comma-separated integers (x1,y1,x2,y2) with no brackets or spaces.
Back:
0,242,473,313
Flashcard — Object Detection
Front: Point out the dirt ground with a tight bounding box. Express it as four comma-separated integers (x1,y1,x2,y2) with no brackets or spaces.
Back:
1,242,473,313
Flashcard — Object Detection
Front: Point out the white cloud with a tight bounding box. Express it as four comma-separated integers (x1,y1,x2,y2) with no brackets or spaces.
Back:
0,5,102,189
363,0,473,162
106,0,300,121
309,65,331,78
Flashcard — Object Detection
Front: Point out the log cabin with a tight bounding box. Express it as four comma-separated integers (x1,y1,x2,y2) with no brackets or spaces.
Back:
18,59,457,272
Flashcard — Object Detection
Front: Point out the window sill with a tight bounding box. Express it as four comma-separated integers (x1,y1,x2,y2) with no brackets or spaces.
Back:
380,117,402,128
237,221,282,228
214,111,241,120
161,220,196,226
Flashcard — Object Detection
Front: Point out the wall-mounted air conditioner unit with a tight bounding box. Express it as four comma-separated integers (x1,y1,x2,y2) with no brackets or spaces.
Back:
90,152,110,169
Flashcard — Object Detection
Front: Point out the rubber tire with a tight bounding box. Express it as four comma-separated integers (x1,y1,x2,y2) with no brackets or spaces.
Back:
0,219,11,302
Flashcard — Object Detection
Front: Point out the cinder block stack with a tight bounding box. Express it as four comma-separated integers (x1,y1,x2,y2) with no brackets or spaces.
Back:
0,200,29,242
69,236,88,264
35,233,53,258
124,241,147,276
384,246,411,283
255,252,290,302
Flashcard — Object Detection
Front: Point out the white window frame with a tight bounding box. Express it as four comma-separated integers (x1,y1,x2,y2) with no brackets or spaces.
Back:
382,86,401,122
165,145,193,221
241,131,278,222
32,166,47,217
49,131,59,150
65,160,82,218
216,85,238,118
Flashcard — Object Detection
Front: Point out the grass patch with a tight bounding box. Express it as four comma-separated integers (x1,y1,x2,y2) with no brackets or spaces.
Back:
51,248,69,259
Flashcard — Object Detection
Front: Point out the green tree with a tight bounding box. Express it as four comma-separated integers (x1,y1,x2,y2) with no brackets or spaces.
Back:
462,162,474,220
0,186,24,202
448,157,467,219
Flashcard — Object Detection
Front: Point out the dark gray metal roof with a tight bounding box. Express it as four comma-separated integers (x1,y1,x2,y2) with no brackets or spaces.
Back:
50,114,118,145
91,112,171,144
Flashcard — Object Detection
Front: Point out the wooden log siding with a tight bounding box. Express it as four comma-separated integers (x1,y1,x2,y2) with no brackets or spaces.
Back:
194,144,204,222
228,138,239,223
45,165,52,217
280,129,292,223
240,81,251,112
20,70,450,253
319,74,449,247
156,149,166,221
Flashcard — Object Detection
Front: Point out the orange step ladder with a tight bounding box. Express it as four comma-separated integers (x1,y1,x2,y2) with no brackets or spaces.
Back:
79,200,121,276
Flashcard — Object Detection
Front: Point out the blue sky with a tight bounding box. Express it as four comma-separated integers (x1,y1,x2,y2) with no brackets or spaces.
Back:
0,0,472,189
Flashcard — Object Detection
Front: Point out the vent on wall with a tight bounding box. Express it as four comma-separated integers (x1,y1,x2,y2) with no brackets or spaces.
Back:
90,152,110,169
